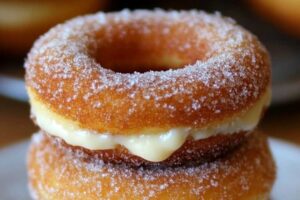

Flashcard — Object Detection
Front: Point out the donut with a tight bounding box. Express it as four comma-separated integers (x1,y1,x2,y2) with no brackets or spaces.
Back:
248,0,300,37
0,0,106,54
27,131,276,200
25,10,271,163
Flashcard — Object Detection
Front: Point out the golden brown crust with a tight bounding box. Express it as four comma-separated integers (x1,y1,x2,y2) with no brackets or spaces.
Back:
27,131,276,200
25,10,271,134
47,131,248,167
248,0,300,37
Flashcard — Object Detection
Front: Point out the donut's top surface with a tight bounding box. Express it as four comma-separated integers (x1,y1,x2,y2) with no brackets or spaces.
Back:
25,10,270,134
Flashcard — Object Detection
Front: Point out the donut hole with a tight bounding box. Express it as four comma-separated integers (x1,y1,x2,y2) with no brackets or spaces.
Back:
93,22,211,73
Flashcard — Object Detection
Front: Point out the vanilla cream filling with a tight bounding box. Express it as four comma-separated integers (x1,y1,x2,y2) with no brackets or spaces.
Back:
28,88,271,162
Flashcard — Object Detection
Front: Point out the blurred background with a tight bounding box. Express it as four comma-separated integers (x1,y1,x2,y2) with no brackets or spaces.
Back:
0,0,300,148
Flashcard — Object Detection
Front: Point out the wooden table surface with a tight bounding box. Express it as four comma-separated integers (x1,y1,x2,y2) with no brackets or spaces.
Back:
1,94,300,148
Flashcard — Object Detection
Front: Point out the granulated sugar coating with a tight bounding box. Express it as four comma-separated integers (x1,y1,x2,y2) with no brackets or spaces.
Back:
27,132,275,200
25,10,271,134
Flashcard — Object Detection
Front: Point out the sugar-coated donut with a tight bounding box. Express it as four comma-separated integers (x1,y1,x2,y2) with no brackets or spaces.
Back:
25,10,271,135
27,131,275,200
0,0,106,54
248,0,300,37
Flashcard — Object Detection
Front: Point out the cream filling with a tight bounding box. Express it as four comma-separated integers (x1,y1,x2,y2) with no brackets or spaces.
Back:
29,88,271,162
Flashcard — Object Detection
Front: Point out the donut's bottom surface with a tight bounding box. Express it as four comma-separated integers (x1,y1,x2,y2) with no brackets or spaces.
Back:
27,132,275,200
42,131,248,167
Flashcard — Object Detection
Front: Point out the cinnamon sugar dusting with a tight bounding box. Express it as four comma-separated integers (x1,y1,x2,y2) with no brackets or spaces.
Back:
25,10,270,133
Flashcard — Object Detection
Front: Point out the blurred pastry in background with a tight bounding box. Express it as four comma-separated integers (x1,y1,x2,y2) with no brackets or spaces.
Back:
0,0,107,55
248,0,300,38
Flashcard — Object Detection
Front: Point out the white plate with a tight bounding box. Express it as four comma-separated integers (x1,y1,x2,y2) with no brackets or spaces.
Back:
0,138,299,200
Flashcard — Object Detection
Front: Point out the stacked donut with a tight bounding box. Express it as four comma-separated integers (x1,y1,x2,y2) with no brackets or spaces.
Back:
25,10,275,199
